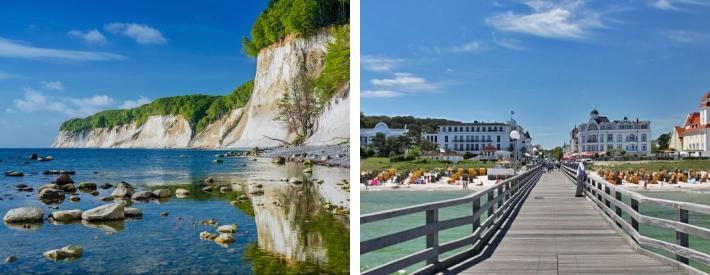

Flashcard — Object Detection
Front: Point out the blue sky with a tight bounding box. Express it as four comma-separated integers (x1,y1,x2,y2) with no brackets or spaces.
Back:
0,0,267,147
361,0,710,149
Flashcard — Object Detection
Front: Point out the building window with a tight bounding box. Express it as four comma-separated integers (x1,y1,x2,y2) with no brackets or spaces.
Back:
497,135,501,142
642,144,647,151
641,134,647,142
607,134,613,141
617,134,622,142
445,136,448,142
497,144,500,150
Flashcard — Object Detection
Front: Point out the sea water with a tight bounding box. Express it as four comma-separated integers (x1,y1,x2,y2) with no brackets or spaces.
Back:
0,149,349,274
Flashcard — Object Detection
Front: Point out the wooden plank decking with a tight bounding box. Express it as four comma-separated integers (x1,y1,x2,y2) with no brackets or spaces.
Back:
456,172,688,275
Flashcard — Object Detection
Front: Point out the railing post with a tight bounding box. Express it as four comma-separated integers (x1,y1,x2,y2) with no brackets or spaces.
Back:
472,197,480,240
614,190,623,228
630,198,639,232
604,185,611,208
506,181,512,201
487,191,494,218
426,208,439,265
676,208,689,265
497,185,504,209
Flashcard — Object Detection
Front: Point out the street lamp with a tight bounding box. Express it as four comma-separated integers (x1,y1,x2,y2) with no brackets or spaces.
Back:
510,130,520,175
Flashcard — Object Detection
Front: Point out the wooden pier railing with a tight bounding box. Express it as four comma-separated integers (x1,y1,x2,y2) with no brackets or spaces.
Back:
360,166,543,275
562,164,710,270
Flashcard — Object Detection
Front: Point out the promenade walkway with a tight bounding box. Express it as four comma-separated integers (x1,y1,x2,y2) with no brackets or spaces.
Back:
456,172,687,274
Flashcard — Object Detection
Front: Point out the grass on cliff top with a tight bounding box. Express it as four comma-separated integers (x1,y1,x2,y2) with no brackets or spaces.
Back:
241,0,349,57
361,157,496,172
60,80,253,134
593,160,710,172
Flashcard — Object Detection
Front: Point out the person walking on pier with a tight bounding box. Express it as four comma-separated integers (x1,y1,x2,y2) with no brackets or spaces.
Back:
575,160,587,197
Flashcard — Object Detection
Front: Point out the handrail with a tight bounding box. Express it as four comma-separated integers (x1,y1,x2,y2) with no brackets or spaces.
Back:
360,165,543,275
561,164,710,268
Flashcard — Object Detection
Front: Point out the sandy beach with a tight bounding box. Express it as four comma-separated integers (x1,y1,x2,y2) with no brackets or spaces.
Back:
589,171,710,192
360,176,503,192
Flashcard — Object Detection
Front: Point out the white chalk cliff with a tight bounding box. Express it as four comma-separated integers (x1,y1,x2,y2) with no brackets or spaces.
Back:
52,30,349,149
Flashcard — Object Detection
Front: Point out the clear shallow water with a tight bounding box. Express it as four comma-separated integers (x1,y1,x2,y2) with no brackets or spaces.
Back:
0,149,349,274
360,191,478,273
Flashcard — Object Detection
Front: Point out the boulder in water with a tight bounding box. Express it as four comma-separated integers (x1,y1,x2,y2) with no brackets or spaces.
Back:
4,171,24,177
124,207,142,218
217,224,237,233
81,203,125,222
69,196,80,202
175,188,190,197
3,206,44,223
289,177,303,184
77,182,97,190
214,234,235,245
131,191,152,200
100,183,113,189
50,209,82,222
43,245,82,261
39,188,65,201
204,177,215,184
151,189,171,198
219,186,231,193
111,182,135,198
53,174,74,185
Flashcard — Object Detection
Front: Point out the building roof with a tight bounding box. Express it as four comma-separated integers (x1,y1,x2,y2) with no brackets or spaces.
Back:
702,91,710,108
594,116,610,124
684,112,701,128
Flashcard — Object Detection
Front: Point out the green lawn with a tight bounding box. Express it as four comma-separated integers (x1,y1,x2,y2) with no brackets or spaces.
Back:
595,160,710,172
361,157,496,172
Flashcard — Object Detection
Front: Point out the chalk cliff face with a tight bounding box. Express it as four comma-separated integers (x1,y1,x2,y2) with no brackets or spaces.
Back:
52,30,348,149
52,115,192,148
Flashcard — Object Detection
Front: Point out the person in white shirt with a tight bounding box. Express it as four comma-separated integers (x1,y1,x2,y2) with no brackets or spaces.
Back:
575,161,587,197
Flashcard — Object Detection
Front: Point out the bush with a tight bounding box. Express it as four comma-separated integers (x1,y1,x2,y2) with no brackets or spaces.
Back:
389,155,416,163
60,80,254,134
463,152,474,160
315,25,349,103
242,0,349,56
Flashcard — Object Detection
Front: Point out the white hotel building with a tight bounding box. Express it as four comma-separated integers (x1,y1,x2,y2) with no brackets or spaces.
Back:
422,119,533,160
360,121,408,147
570,109,652,156
669,92,710,157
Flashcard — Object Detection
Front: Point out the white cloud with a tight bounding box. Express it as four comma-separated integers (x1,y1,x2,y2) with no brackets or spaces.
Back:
365,72,439,99
649,0,710,10
41,81,64,90
486,0,603,39
372,73,427,87
421,41,484,55
68,29,107,46
105,23,166,45
362,55,405,72
0,37,125,61
11,87,114,117
120,96,151,109
361,90,403,98
664,30,708,43
447,41,482,53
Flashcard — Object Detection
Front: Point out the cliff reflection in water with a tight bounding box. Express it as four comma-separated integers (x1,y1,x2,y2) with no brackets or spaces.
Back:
245,163,349,274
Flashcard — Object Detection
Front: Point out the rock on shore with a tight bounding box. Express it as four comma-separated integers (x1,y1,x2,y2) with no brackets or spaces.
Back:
43,245,83,261
81,203,125,222
3,206,44,223
262,145,349,167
